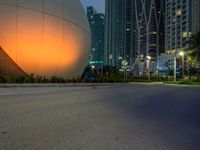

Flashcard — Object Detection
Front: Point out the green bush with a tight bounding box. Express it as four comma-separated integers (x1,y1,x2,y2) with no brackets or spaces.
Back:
0,73,179,84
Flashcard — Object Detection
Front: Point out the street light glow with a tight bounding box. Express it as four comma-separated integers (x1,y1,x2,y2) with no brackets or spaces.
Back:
179,51,185,79
147,56,151,60
179,51,184,56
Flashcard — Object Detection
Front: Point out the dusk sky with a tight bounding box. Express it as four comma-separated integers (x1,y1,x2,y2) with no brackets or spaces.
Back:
81,0,105,13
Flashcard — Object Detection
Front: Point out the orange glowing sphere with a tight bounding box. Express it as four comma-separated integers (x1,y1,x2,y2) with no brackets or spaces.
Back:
0,0,90,78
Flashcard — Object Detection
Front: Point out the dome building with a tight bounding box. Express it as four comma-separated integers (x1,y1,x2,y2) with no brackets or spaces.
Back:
0,0,90,78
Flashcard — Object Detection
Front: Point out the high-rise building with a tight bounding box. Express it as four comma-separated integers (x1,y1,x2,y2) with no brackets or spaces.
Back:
87,6,105,69
157,0,200,76
192,0,200,34
136,0,165,58
165,0,192,52
105,0,136,68
134,0,165,74
87,6,97,23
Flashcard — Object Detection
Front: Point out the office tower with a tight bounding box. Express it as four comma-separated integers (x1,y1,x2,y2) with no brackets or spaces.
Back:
87,7,105,69
135,0,165,60
192,0,200,34
165,0,192,51
134,0,165,74
105,0,136,68
87,6,97,23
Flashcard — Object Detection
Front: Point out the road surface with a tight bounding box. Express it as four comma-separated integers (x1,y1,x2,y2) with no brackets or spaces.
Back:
0,84,200,150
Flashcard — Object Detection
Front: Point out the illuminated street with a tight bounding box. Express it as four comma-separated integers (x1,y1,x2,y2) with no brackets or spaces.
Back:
0,84,200,150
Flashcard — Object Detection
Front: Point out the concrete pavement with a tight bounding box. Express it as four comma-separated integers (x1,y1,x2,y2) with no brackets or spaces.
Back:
0,84,200,150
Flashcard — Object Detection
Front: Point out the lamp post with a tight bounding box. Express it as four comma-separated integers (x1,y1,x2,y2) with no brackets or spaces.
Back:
147,56,151,82
122,60,128,83
174,56,177,82
179,51,184,79
101,62,104,76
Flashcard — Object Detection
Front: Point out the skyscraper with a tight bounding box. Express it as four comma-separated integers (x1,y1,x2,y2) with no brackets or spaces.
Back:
157,0,200,76
87,6,105,69
165,0,192,52
87,6,97,23
192,0,200,34
134,0,165,74
105,0,136,68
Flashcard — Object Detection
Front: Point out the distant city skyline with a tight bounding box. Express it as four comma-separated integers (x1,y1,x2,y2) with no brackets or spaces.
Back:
81,0,105,13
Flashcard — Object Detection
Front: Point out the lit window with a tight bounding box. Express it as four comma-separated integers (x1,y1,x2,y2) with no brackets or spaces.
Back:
188,32,192,37
172,17,176,22
176,9,182,16
150,43,156,47
182,32,192,38
149,32,157,35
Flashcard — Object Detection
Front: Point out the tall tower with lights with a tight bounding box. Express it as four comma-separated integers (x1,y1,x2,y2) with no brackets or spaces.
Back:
192,0,200,35
165,0,192,52
105,0,136,68
134,0,165,74
87,6,105,69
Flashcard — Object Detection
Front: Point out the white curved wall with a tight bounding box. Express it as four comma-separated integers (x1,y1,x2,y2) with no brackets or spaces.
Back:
0,0,90,78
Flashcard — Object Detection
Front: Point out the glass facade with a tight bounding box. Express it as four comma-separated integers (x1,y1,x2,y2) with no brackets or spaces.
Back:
134,0,165,75
105,0,136,68
87,6,105,69
135,0,165,60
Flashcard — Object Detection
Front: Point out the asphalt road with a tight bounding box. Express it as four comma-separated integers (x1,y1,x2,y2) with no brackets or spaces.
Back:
0,84,200,150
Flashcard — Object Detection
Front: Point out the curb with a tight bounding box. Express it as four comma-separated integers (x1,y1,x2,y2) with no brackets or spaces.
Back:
163,83,200,87
0,83,122,88
129,82,164,85
1,82,200,88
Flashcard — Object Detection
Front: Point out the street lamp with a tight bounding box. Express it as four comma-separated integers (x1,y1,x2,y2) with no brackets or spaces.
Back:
179,51,184,56
174,55,177,82
147,56,151,60
179,51,184,79
146,56,151,82
122,60,128,83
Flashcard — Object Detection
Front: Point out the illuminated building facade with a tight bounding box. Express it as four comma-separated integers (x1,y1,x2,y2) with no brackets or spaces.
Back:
134,0,165,74
135,0,165,60
0,0,90,78
165,0,192,51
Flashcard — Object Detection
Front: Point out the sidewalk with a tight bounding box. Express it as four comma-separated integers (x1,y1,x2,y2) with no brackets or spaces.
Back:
0,82,200,88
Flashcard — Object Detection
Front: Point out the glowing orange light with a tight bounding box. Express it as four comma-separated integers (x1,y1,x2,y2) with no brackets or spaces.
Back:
0,4,90,78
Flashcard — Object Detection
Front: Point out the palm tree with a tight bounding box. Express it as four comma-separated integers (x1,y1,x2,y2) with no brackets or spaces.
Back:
186,32,200,78
189,32,200,66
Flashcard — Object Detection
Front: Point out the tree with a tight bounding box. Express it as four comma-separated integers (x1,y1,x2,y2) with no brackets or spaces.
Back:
189,32,200,66
185,32,200,78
